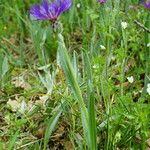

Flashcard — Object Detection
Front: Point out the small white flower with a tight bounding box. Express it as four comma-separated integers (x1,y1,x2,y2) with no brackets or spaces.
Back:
147,43,150,47
147,83,150,95
127,76,134,83
111,55,116,61
4,26,7,30
121,22,128,29
139,88,143,93
93,65,99,69
76,3,81,8
100,45,106,50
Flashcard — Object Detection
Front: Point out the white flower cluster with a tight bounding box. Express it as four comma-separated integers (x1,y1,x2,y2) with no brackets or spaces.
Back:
147,83,150,95
121,22,128,29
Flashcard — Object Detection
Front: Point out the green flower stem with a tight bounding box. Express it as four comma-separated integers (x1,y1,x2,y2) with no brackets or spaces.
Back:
57,33,93,148
143,12,150,95
121,27,127,96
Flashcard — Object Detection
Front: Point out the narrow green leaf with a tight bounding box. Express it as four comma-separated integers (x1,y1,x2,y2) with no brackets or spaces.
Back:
8,130,19,150
43,106,62,150
57,33,90,147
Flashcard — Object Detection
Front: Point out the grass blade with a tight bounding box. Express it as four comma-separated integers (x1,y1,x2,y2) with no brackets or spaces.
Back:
8,130,19,150
57,33,90,147
43,105,62,150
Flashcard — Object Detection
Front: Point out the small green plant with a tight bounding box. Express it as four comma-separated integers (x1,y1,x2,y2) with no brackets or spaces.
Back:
0,0,150,149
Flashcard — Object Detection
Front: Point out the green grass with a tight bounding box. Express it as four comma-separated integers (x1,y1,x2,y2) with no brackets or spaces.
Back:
0,0,150,149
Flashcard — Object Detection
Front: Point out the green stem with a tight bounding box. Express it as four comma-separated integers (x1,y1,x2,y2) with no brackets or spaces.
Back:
121,27,127,96
57,33,91,148
143,13,150,95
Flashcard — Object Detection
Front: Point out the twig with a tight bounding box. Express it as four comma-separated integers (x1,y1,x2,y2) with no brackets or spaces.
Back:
134,20,150,33
16,139,43,150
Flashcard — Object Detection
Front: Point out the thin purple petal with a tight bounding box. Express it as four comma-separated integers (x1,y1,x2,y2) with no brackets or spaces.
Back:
42,0,49,13
98,0,107,4
30,4,48,20
57,0,72,13
30,0,72,21
144,1,150,9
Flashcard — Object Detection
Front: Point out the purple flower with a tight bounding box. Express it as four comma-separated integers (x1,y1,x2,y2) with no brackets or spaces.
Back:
30,0,72,21
98,0,107,4
143,1,150,9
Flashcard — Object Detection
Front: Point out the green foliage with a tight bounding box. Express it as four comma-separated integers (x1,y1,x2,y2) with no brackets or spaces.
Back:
43,104,62,150
0,0,150,149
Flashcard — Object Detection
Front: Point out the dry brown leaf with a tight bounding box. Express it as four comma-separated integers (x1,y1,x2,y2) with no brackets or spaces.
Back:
7,99,20,112
11,76,31,90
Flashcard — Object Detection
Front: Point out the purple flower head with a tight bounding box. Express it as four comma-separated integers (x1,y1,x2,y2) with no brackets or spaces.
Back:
98,0,107,4
143,1,150,9
30,0,72,21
